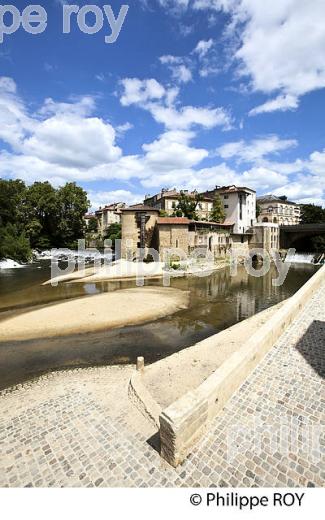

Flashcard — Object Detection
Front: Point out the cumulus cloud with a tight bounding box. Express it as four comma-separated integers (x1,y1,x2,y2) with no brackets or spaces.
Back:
119,77,231,130
193,0,325,113
217,136,297,163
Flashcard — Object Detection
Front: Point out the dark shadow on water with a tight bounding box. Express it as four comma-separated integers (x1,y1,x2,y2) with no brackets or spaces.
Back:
294,320,325,378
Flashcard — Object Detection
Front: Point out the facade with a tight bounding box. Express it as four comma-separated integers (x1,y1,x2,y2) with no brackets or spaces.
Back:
121,206,234,259
202,185,257,235
249,223,280,252
144,189,214,220
257,195,301,225
95,203,125,236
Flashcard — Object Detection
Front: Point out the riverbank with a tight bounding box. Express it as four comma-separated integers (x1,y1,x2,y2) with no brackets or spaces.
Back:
1,281,324,487
0,287,190,341
140,301,285,410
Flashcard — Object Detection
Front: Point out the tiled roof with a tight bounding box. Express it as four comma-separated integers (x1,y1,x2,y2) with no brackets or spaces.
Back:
157,217,190,225
122,204,160,212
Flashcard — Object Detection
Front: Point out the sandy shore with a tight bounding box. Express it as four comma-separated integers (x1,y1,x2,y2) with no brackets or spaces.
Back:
142,301,285,409
43,259,229,286
0,287,189,342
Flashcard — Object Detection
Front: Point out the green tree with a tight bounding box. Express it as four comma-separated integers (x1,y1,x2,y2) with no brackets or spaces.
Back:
173,191,203,220
0,224,31,262
87,216,98,233
0,179,27,228
24,181,58,248
210,193,226,223
104,223,121,247
56,183,90,248
300,204,325,224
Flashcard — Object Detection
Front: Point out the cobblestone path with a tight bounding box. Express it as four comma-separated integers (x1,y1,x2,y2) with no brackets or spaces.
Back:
0,284,324,487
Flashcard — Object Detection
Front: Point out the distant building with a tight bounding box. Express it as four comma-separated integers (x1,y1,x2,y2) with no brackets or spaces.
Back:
202,185,257,235
120,205,234,259
257,195,301,225
144,189,214,220
95,203,126,236
83,213,96,228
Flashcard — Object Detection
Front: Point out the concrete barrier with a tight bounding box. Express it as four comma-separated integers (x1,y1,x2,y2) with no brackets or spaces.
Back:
160,264,325,467
128,370,162,428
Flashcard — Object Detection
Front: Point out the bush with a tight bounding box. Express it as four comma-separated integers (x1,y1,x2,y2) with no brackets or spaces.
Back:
0,224,32,263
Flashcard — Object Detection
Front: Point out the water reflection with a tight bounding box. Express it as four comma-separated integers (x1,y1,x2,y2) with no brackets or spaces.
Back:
0,262,318,390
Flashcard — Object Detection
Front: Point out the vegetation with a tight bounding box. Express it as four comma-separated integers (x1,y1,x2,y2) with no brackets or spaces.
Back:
173,191,203,220
104,223,122,247
0,178,89,262
300,203,325,224
87,216,98,233
209,193,225,223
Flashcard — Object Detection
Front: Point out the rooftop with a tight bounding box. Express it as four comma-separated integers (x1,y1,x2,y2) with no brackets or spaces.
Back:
257,194,299,206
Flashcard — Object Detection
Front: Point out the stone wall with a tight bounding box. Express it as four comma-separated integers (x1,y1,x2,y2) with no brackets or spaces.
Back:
159,264,325,467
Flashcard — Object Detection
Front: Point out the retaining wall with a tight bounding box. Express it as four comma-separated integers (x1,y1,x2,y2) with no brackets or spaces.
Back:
159,265,325,467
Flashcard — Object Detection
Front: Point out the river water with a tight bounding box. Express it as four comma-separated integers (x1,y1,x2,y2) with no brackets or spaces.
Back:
0,260,318,390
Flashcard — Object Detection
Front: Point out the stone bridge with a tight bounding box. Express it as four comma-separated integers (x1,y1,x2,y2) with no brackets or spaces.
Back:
280,223,325,248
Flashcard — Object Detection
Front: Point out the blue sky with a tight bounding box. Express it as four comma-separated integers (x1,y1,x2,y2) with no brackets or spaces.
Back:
1,0,325,209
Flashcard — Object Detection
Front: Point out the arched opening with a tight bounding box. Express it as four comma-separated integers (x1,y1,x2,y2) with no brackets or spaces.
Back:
209,236,213,252
273,217,278,223
262,217,269,223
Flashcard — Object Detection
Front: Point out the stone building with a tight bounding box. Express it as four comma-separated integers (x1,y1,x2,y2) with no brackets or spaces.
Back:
144,189,214,220
257,195,301,225
120,206,233,259
249,223,280,252
95,203,125,236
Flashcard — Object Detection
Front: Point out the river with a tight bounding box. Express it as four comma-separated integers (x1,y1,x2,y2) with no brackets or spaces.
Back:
0,260,318,390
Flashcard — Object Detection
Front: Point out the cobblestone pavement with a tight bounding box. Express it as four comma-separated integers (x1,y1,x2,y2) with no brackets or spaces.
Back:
0,285,324,487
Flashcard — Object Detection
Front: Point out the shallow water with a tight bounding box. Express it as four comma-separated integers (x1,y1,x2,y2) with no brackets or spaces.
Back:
0,260,318,390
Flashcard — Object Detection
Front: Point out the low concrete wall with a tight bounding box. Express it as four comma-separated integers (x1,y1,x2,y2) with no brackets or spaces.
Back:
128,371,162,429
160,264,325,467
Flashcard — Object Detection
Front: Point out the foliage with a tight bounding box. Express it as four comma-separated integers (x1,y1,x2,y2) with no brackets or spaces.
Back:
87,216,98,233
159,210,168,217
104,223,122,246
173,191,203,220
209,193,225,223
0,178,90,261
0,224,32,263
256,203,261,218
300,204,325,224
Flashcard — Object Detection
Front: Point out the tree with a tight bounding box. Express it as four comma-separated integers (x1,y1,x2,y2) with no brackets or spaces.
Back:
0,179,26,228
300,204,325,224
210,194,225,223
104,223,121,247
24,181,58,248
256,203,262,218
279,195,288,201
0,224,31,262
87,217,98,233
173,191,203,220
56,182,90,248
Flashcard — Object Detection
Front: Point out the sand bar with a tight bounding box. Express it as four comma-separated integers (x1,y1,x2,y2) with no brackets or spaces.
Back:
0,287,189,342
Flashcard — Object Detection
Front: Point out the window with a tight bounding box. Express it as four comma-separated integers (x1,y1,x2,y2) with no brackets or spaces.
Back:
172,201,176,209
224,195,229,199
175,239,179,248
224,204,229,209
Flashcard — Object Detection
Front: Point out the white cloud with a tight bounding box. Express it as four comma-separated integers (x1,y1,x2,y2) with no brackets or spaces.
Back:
217,136,297,162
194,0,325,112
120,78,166,106
193,39,214,59
88,189,144,210
160,56,193,84
119,76,231,130
249,94,299,116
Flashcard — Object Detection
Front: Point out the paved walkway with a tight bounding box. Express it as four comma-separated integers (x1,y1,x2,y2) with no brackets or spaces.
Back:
0,285,324,487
